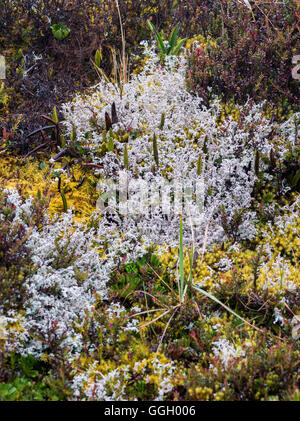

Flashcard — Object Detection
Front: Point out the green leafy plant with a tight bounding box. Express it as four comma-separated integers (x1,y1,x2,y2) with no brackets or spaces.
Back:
110,253,159,304
147,20,187,62
131,217,194,358
179,215,191,302
0,351,73,401
186,1,300,114
51,23,70,41
135,216,279,359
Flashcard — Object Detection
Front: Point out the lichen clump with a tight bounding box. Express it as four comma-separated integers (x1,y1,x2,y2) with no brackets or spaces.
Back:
0,0,299,402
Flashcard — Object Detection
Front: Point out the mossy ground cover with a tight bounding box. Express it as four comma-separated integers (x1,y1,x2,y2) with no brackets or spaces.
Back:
0,0,299,401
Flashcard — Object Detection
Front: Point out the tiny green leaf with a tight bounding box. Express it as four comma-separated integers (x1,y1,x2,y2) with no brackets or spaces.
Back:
108,136,114,152
95,49,101,68
124,144,128,169
51,23,70,41
197,154,202,175
152,133,159,166
159,113,165,130
71,124,77,141
52,106,59,123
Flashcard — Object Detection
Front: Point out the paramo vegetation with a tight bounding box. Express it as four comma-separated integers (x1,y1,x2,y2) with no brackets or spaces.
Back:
0,0,299,401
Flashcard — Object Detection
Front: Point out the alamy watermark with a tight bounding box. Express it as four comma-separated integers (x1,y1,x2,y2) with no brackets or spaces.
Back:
96,173,205,226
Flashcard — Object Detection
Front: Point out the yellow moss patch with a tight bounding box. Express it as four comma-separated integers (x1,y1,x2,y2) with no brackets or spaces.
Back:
0,156,99,221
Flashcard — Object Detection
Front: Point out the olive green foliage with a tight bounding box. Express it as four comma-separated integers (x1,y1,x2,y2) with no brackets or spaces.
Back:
186,0,300,115
0,353,72,401
51,23,71,41
147,20,187,62
0,191,42,312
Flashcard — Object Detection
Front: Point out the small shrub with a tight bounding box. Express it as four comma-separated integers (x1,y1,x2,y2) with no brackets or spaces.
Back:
186,0,300,115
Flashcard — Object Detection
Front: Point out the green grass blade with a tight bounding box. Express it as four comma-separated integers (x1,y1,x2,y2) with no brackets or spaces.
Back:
197,154,202,176
159,113,165,130
52,106,59,123
192,283,249,326
189,244,194,285
108,130,114,152
124,144,128,169
57,177,68,212
95,49,101,68
179,216,184,300
60,191,68,212
152,134,159,166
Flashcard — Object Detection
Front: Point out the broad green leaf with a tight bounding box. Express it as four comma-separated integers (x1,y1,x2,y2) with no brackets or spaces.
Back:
167,23,180,54
147,20,166,54
169,38,187,56
51,23,70,41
